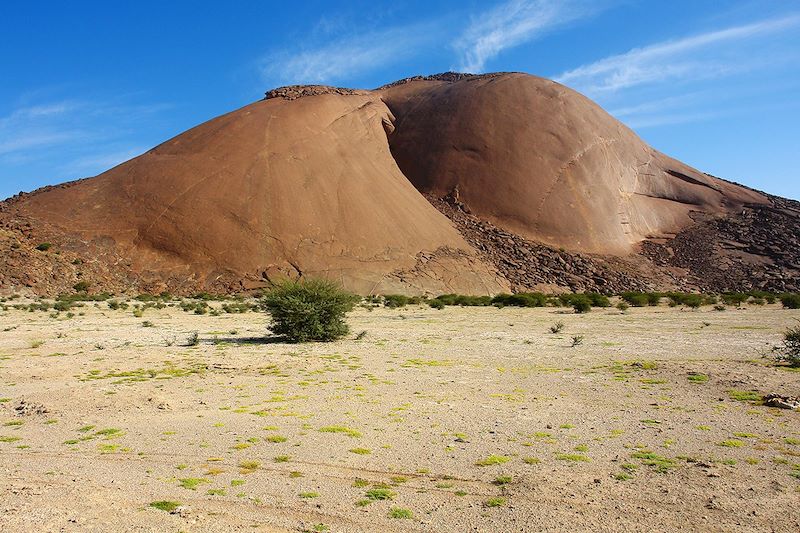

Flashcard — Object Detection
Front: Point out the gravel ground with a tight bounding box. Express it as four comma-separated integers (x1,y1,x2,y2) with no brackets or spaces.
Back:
1,302,798,532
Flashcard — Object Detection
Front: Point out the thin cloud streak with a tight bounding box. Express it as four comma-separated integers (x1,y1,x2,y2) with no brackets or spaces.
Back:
453,0,605,72
258,22,440,87
59,146,146,175
556,14,800,94
258,1,606,87
0,95,170,191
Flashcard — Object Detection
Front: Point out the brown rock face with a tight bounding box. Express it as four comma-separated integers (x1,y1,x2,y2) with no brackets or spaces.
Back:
0,91,506,295
0,72,795,296
380,73,766,254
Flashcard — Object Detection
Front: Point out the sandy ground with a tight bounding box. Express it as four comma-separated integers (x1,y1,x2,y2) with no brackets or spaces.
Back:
0,301,798,532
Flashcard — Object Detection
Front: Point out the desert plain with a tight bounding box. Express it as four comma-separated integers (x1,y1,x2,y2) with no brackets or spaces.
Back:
1,300,798,532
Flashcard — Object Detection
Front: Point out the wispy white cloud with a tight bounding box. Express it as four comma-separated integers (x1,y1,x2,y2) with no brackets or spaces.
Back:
0,95,170,192
556,14,800,95
258,22,439,87
258,1,606,87
59,146,146,175
453,0,606,73
0,130,87,156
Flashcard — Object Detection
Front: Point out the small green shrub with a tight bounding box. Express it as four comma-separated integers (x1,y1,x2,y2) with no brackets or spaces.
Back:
261,279,358,342
682,294,703,309
646,292,662,305
491,292,548,307
558,293,598,312
621,292,648,306
570,295,591,314
428,299,445,310
36,243,52,251
383,294,410,308
666,292,704,308
73,281,90,292
747,290,776,304
585,293,611,307
434,294,493,306
721,292,749,307
780,293,800,309
775,325,800,367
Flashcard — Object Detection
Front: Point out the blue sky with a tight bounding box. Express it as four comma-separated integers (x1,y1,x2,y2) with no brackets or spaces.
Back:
1,0,798,201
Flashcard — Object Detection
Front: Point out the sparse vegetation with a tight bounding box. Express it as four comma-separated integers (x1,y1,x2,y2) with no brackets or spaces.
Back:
1,285,797,530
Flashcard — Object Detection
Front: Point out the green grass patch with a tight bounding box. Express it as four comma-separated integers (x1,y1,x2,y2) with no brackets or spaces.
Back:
364,487,394,501
728,390,761,403
388,507,413,519
632,451,676,473
318,425,361,438
149,500,181,512
476,454,510,466
349,447,371,455
178,478,209,490
485,497,506,507
555,453,590,462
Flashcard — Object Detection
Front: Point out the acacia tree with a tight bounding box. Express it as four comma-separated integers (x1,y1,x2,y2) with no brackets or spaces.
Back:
261,278,358,342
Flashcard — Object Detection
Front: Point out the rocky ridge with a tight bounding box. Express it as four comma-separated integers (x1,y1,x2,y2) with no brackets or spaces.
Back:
426,194,656,294
264,85,367,100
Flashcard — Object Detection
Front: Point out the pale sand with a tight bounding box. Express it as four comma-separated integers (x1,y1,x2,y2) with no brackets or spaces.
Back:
1,303,798,532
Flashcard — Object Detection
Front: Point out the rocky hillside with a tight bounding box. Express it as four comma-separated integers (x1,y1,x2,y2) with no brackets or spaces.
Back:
0,72,796,296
